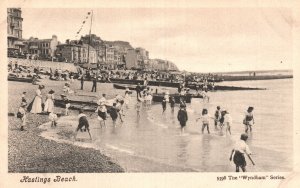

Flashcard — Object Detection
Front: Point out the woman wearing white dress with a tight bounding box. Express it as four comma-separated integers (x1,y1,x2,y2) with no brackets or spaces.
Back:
30,85,44,114
44,90,55,113
124,90,130,109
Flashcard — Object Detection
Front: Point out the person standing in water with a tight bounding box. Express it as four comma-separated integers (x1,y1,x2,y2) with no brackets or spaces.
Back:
162,98,167,113
224,110,232,135
74,109,92,140
135,99,142,118
229,133,254,172
170,96,175,113
196,108,214,134
214,106,221,129
243,106,255,133
177,104,188,134
108,103,119,127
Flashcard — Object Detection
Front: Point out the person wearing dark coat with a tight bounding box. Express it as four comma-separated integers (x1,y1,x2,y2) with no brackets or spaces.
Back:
80,75,84,90
91,75,97,92
136,83,142,100
177,104,188,134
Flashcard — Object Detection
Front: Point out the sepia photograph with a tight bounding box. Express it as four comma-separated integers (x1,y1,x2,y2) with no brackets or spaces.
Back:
1,0,300,187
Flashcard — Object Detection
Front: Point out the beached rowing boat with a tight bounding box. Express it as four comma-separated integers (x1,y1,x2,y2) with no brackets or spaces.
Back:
7,76,33,83
113,84,146,92
108,79,181,88
54,99,114,112
152,93,200,103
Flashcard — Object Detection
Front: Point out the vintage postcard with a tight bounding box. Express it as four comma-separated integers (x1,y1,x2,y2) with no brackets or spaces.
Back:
1,0,300,187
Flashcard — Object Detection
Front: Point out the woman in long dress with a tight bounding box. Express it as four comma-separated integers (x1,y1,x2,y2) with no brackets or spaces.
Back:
30,85,44,114
44,89,55,113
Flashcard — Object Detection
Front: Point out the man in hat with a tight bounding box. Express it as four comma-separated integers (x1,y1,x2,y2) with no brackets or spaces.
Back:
80,74,84,90
229,133,253,172
91,75,97,92
177,104,188,134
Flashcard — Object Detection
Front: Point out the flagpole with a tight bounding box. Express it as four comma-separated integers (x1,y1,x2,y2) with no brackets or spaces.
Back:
87,10,93,68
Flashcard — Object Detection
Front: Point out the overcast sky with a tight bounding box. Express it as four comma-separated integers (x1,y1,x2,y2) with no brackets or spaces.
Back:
21,8,293,72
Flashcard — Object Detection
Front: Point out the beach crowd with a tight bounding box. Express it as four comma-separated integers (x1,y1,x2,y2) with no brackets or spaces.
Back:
11,61,255,172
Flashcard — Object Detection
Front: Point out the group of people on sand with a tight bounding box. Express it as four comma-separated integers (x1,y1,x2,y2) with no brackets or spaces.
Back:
16,84,59,131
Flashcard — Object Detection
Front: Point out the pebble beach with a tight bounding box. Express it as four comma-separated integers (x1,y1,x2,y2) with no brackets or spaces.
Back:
8,79,124,173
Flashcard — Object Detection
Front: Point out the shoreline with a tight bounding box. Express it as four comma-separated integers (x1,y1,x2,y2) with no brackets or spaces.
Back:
8,80,124,173
8,114,124,173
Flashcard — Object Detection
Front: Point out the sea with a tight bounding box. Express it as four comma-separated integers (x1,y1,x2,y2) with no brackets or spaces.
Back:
39,78,293,172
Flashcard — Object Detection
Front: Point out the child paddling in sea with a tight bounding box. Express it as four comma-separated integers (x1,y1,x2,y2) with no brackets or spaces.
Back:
214,106,221,129
74,109,92,140
162,98,167,113
196,108,214,134
177,104,188,134
108,103,119,127
229,133,254,172
243,106,255,133
135,99,142,118
170,96,175,113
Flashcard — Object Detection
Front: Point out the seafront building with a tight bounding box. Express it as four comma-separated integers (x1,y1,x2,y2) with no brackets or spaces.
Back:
7,8,178,71
56,40,97,64
25,35,59,60
7,8,25,55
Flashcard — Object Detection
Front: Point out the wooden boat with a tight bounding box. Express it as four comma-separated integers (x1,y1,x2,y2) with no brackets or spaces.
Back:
108,78,181,88
152,93,196,103
54,99,113,112
113,84,137,90
8,76,33,83
113,83,146,92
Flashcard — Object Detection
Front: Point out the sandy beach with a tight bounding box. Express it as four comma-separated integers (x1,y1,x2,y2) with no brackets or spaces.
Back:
8,79,124,173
